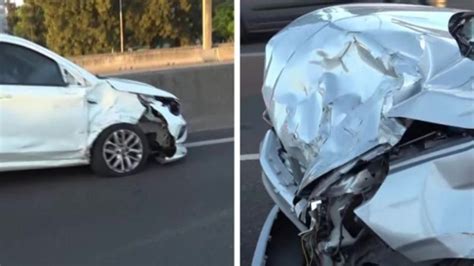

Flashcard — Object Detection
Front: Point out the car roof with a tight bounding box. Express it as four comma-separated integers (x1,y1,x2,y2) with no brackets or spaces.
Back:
0,33,98,84
0,33,59,59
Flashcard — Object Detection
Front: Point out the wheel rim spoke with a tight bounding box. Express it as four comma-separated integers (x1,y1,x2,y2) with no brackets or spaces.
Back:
118,157,125,172
104,148,116,155
112,132,121,145
106,154,117,163
124,133,135,145
119,130,127,145
128,154,141,162
129,137,141,148
127,148,142,154
112,157,121,168
124,156,132,170
105,140,119,149
102,129,144,174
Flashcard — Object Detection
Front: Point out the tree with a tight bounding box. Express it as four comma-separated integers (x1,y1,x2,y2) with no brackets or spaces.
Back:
135,0,201,48
39,0,119,56
10,0,46,46
5,0,230,56
213,0,234,42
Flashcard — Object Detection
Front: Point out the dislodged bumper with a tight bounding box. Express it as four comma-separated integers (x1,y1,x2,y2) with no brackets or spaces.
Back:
147,101,188,163
355,138,474,262
252,206,280,266
260,130,307,232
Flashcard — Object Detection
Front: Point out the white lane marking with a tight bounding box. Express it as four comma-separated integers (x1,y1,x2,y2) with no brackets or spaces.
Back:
185,137,234,148
240,153,259,161
241,52,265,57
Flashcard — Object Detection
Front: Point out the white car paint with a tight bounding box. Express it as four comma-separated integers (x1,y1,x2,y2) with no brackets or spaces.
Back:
0,33,187,172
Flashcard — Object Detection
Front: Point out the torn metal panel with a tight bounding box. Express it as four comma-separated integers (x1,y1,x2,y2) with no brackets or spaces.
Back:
355,139,474,261
106,78,178,99
84,81,188,163
86,82,147,149
262,4,474,191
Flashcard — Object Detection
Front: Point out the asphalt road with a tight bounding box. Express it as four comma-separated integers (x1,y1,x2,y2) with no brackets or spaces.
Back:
240,50,272,266
0,129,233,266
0,65,234,265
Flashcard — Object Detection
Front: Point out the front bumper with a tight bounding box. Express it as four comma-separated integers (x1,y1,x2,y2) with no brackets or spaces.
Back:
252,206,280,266
252,206,305,266
260,130,307,232
158,143,187,163
158,121,188,164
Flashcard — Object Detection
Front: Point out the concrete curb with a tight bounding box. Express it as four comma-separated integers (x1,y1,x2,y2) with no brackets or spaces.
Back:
71,43,234,75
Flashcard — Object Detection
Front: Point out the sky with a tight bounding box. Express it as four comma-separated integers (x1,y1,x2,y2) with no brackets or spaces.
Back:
10,0,24,6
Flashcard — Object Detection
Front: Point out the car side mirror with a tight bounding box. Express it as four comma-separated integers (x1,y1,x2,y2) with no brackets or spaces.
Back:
449,12,474,60
60,65,88,87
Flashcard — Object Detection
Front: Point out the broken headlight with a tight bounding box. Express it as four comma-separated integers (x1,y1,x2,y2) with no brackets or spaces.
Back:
138,94,181,116
157,96,180,116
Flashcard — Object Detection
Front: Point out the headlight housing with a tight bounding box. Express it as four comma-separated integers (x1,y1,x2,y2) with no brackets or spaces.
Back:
138,94,181,116
157,96,181,116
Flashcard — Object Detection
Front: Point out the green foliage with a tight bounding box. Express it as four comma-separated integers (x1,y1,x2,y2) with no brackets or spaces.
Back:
10,0,46,46
40,0,120,56
213,0,234,42
133,0,201,48
5,4,19,35
6,0,233,56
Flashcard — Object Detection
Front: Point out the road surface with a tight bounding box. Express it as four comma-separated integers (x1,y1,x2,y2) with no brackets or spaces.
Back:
240,48,272,266
0,66,234,266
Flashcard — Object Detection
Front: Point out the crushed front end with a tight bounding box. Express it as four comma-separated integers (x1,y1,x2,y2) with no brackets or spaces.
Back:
137,94,188,163
258,4,474,266
87,79,188,165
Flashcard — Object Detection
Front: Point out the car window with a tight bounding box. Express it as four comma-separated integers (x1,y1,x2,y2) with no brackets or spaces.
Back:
0,43,66,86
461,17,474,43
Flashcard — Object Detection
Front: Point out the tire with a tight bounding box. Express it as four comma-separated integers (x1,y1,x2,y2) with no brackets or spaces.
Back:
90,124,150,177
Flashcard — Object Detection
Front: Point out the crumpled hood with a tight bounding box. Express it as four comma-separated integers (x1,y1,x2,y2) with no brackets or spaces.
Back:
106,78,178,99
262,4,474,190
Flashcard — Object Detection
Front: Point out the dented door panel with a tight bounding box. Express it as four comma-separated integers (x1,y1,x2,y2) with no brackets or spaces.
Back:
0,85,88,165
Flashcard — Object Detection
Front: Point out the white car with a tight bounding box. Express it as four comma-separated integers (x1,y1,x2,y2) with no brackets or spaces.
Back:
255,5,473,266
0,34,187,177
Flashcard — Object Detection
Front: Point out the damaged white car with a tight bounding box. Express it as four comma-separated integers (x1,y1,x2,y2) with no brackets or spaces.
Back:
0,34,187,177
255,4,473,266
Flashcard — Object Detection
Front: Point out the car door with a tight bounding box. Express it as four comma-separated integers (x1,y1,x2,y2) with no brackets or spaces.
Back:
0,42,89,165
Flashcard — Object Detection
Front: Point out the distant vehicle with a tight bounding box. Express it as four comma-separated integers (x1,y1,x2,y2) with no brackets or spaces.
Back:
241,0,427,38
0,34,187,177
